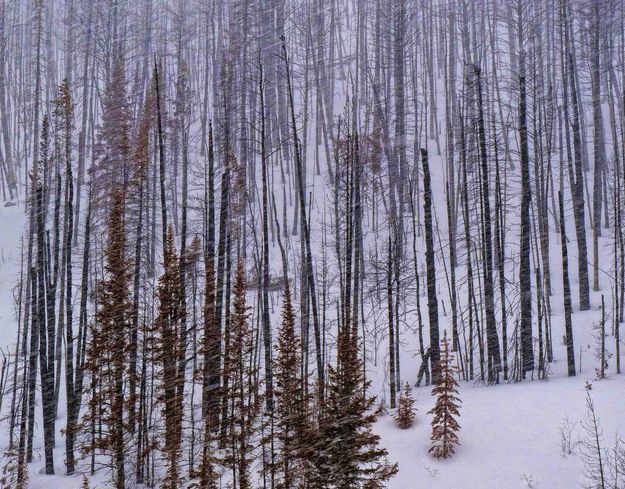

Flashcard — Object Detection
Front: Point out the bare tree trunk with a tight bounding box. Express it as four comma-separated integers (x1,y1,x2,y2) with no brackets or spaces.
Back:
282,37,324,398
517,3,534,376
562,0,590,310
387,237,396,408
559,191,576,376
421,148,440,383
154,61,168,251
259,65,274,411
591,2,606,292
474,65,501,382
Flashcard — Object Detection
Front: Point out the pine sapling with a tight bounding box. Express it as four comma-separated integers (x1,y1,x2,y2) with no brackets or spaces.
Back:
428,330,461,459
218,260,260,489
274,283,315,487
312,315,398,487
394,382,416,429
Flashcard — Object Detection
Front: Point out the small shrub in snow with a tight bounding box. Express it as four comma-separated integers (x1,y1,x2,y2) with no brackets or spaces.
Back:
522,473,537,488
607,437,625,488
424,466,440,478
378,398,389,416
559,416,580,457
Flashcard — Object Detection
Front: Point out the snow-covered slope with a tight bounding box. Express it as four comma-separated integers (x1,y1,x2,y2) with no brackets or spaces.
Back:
1,1,624,488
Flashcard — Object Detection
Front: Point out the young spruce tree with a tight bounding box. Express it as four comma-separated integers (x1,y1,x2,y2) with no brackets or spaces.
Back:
156,227,185,489
274,282,314,488
313,318,397,488
85,188,131,488
428,331,461,459
394,383,416,429
220,260,260,489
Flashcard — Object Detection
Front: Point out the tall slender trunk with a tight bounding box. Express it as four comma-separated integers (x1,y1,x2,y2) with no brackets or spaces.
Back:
259,65,273,411
591,3,606,292
282,37,324,397
474,65,501,382
518,5,534,375
559,191,576,376
563,0,590,310
421,148,440,383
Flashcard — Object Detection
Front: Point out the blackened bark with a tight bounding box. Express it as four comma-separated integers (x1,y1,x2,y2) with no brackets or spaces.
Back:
259,65,274,411
518,23,534,375
591,3,606,292
563,0,590,310
154,61,168,251
387,237,396,408
559,191,576,376
282,37,324,397
421,148,440,383
474,65,502,381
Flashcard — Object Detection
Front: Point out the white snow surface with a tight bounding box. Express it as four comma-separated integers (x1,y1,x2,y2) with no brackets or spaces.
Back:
0,15,621,484
2,162,624,489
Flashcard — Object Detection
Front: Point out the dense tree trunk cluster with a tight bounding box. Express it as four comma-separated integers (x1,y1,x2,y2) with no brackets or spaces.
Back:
0,0,624,487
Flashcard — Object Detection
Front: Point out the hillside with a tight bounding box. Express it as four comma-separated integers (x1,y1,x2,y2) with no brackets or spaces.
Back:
0,1,624,488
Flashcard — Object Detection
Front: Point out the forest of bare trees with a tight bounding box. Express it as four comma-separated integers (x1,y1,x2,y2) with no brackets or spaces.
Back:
0,0,624,487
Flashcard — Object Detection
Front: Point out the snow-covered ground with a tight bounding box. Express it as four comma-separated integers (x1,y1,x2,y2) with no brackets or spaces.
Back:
0,204,25,352
2,186,623,489
0,5,622,486
383,375,625,489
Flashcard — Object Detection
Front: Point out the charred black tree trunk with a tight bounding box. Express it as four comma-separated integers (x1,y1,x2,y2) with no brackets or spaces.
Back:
421,148,440,383
559,191,576,376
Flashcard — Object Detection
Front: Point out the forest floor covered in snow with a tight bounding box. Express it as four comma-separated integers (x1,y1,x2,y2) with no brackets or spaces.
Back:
1,201,623,489
382,374,625,489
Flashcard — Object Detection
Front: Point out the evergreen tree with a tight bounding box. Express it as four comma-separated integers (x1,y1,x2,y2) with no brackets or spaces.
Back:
156,227,185,489
82,188,131,488
394,383,416,429
127,81,153,437
199,252,218,489
428,331,461,459
313,319,397,488
91,54,131,218
274,283,315,488
0,443,28,489
220,260,260,489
